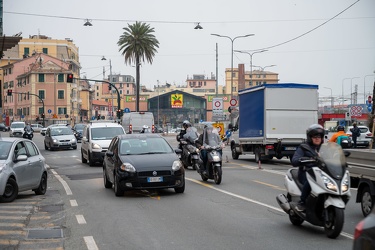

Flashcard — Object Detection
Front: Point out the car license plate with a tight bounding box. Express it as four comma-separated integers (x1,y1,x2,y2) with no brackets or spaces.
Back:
61,143,69,145
284,147,296,150
147,177,163,183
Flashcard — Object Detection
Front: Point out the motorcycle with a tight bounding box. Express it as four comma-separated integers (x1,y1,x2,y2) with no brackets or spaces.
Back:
197,126,224,184
23,129,34,140
180,127,200,170
276,142,351,239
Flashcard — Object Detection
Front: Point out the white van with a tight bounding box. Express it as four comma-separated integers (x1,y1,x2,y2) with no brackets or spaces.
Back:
9,121,26,137
81,121,126,166
122,112,155,134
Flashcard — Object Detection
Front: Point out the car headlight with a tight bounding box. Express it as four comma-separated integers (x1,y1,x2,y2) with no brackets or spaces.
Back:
212,155,221,161
120,163,136,172
321,174,338,192
53,139,57,143
71,138,76,143
92,143,101,149
341,175,350,193
172,160,182,171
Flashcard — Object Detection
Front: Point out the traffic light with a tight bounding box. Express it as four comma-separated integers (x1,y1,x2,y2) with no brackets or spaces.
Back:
108,84,112,91
7,89,12,96
41,113,45,119
67,73,74,83
116,109,123,119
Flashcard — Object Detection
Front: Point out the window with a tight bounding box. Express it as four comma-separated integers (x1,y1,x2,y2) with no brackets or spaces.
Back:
38,90,45,99
38,107,43,115
58,74,64,82
9,68,12,74
58,90,64,99
42,48,48,54
58,107,67,114
38,74,45,82
24,47,30,56
25,141,38,156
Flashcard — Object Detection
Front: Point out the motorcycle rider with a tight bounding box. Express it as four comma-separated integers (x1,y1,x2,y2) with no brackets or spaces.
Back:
291,124,324,212
177,120,190,150
198,124,223,176
329,125,347,145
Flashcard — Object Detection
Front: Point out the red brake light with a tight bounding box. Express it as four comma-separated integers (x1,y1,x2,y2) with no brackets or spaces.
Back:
265,145,274,149
354,220,364,240
366,132,372,137
152,125,155,133
129,125,132,134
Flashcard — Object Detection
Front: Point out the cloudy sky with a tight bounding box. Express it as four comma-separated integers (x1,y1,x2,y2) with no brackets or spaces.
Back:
4,0,375,105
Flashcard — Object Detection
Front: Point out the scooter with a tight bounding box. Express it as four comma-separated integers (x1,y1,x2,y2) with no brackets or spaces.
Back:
180,140,201,170
276,142,351,239
198,145,223,184
23,130,34,140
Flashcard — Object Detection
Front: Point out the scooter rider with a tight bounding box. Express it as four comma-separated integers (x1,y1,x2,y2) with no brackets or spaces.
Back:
199,124,223,176
24,123,34,133
329,125,347,144
177,120,190,149
291,124,324,212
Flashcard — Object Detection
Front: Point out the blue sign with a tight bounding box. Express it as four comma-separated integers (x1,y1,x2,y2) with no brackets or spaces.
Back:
124,108,130,113
2,114,5,118
91,116,96,120
48,109,52,114
368,105,372,112
21,115,24,118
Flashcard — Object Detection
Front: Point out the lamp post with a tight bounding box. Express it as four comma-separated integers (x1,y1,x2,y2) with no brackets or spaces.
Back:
324,87,333,109
101,56,114,119
157,80,160,129
364,74,375,103
211,33,254,98
234,50,267,87
253,65,276,85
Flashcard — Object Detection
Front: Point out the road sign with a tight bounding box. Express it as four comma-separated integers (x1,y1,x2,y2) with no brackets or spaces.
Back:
48,109,52,114
2,114,5,118
230,98,237,106
91,116,96,120
124,108,130,113
95,106,99,111
212,97,223,114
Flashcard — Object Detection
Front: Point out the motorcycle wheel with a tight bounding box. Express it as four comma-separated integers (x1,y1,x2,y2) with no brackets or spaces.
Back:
193,162,200,171
289,213,304,226
213,165,222,184
324,207,344,239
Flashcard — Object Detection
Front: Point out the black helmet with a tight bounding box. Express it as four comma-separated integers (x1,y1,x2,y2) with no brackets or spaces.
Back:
306,124,324,144
337,125,345,131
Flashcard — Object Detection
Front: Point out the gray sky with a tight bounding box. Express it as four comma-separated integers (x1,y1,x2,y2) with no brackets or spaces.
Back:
5,0,375,105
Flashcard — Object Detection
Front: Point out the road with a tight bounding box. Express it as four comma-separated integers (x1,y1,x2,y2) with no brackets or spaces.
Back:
0,131,368,250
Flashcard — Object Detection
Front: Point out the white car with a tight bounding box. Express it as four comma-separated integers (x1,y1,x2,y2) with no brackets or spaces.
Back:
31,124,44,133
9,122,26,137
346,125,373,148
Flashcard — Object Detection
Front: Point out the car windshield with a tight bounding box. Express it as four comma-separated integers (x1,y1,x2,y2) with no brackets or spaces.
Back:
120,137,173,155
92,127,125,140
74,124,85,130
0,141,12,160
51,127,73,136
11,123,24,128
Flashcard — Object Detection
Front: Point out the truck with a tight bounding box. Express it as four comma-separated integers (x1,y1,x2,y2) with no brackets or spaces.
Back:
122,112,155,134
230,83,319,162
347,150,375,217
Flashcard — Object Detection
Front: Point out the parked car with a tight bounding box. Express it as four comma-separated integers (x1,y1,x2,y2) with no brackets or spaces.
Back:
9,122,26,137
353,206,375,249
81,121,126,166
346,125,373,148
103,133,185,196
43,126,77,150
0,123,9,132
0,137,48,202
31,124,44,133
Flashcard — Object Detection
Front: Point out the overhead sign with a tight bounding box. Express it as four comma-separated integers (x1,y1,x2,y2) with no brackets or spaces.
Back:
350,106,363,117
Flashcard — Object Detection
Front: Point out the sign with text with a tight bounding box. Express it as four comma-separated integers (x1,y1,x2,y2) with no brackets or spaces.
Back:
171,94,183,108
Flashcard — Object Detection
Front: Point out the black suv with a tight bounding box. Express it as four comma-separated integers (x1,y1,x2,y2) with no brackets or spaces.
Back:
0,123,9,132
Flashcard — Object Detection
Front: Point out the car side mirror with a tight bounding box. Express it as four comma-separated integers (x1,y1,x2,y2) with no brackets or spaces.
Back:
106,151,114,157
15,155,27,162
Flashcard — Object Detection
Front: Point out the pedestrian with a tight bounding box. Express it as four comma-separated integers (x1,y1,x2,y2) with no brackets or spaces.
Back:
350,122,361,148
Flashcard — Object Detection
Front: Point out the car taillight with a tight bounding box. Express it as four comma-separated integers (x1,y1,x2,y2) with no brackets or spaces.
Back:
366,132,372,137
265,145,274,149
354,220,364,240
129,125,132,134
152,125,155,133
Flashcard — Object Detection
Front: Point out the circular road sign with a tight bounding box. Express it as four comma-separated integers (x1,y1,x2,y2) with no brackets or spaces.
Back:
230,99,237,106
48,109,52,114
214,100,221,108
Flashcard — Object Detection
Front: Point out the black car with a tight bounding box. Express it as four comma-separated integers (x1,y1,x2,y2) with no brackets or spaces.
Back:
73,123,86,142
353,206,375,249
103,134,184,196
0,123,9,132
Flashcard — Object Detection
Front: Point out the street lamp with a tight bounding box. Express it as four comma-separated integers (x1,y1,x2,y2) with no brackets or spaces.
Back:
101,56,114,119
234,50,267,87
252,65,276,85
324,87,333,109
157,80,160,129
211,33,254,98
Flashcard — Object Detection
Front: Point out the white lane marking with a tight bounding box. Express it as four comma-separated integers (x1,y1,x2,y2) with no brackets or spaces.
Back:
76,214,87,224
186,177,354,240
50,169,72,195
84,236,99,250
70,200,78,207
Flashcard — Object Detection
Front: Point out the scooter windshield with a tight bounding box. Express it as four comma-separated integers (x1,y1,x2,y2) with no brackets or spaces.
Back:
203,126,221,147
319,142,347,179
183,127,199,144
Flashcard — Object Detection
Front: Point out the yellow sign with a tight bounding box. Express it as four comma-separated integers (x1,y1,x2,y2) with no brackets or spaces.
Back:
212,122,225,139
52,114,58,119
171,94,183,108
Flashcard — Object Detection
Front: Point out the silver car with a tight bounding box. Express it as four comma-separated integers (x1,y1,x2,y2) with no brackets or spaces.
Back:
43,126,77,150
0,137,48,202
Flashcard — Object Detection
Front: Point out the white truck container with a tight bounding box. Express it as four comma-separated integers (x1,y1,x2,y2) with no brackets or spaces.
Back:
230,83,319,162
122,112,155,134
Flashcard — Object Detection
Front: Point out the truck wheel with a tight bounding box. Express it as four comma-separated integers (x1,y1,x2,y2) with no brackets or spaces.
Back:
231,146,239,160
361,186,374,217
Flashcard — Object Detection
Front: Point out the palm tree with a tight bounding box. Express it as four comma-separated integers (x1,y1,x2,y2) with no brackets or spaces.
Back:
118,21,159,112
